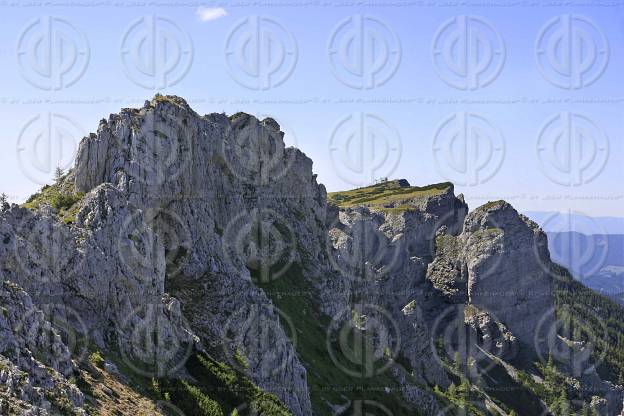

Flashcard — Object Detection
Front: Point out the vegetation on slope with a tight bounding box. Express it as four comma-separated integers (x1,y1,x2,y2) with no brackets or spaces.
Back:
553,264,624,384
254,264,423,416
83,347,290,416
327,179,452,211
22,173,85,224
156,352,290,416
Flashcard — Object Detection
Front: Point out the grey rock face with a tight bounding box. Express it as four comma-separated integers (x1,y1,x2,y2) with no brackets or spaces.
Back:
0,281,85,415
464,307,518,360
71,96,319,415
325,186,469,412
463,201,554,347
0,185,194,372
426,200,554,349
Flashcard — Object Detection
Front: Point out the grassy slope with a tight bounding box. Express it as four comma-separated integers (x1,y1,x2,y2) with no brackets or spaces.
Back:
327,180,452,211
22,175,85,224
552,264,624,384
254,264,424,416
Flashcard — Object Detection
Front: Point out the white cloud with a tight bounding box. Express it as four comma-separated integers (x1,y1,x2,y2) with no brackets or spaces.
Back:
196,7,227,22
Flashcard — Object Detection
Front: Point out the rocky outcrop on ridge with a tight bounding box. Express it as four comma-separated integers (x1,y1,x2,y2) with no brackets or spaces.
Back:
426,200,554,348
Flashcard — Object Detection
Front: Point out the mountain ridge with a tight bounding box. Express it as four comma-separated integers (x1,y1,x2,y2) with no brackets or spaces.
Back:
1,95,623,416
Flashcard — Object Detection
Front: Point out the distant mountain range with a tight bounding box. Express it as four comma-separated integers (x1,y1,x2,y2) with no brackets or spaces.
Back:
524,212,624,302
525,211,624,234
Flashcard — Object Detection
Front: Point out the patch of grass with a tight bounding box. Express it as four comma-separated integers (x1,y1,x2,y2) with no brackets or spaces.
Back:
328,180,452,212
23,181,85,224
478,200,506,211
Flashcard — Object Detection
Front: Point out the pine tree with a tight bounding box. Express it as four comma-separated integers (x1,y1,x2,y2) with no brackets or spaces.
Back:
558,390,570,416
0,193,7,206
54,167,64,183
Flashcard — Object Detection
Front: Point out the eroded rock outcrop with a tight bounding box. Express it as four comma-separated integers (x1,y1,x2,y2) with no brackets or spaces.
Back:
70,96,320,415
427,200,554,348
0,281,85,415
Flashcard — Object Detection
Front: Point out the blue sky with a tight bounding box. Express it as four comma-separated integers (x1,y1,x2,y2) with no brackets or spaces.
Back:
0,1,623,217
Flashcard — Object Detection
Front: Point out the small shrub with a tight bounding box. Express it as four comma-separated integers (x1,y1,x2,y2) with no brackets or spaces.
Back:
89,351,105,369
